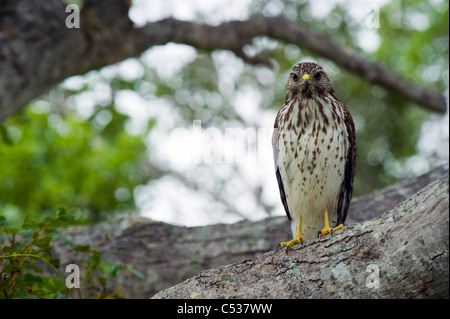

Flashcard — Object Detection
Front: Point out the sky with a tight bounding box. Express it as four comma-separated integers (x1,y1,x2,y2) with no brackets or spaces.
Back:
64,0,449,227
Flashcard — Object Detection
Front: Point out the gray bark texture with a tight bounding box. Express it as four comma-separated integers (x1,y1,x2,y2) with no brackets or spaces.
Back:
51,164,449,298
152,170,449,299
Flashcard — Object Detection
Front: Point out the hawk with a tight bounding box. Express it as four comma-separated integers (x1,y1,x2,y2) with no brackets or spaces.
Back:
272,62,356,252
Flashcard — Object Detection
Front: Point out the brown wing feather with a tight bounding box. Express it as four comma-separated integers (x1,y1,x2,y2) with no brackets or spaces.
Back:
272,112,292,221
276,167,291,221
336,104,357,226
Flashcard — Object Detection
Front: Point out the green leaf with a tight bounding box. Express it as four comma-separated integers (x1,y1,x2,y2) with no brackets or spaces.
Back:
0,215,7,226
100,262,120,277
23,262,44,274
23,273,43,284
98,276,106,287
73,244,91,253
88,254,101,268
127,268,146,281
0,123,13,145
18,228,35,238
50,229,74,246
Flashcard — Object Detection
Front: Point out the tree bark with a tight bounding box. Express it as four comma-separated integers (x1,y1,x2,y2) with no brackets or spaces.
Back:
51,164,449,298
152,171,449,299
0,0,446,122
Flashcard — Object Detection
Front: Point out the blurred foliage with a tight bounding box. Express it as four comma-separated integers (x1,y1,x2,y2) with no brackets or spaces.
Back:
0,0,448,228
0,213,68,299
0,210,143,298
0,87,153,226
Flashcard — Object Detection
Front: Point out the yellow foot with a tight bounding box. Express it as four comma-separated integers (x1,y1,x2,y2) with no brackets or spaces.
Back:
280,235,304,250
318,223,343,237
318,208,344,238
280,216,304,254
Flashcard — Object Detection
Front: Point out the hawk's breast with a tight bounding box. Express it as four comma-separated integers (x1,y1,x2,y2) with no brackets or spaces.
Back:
276,97,348,239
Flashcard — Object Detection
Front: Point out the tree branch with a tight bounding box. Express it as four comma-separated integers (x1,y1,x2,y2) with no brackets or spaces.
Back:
0,1,446,121
347,163,449,223
152,172,449,299
139,16,447,113
50,164,449,298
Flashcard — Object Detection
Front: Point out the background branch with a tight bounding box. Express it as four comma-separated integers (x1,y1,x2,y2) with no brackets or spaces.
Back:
139,16,447,113
0,0,446,121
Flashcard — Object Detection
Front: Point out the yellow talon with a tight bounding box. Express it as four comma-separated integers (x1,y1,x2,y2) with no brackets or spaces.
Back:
280,216,304,253
280,236,304,249
318,208,343,237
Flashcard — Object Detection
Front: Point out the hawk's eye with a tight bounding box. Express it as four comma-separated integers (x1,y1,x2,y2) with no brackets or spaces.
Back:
314,72,322,81
292,73,299,81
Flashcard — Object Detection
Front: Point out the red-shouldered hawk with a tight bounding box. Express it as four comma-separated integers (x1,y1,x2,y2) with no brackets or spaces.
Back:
273,62,357,253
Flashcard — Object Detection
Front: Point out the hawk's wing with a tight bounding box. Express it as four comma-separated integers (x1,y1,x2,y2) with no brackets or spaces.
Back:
336,104,357,226
273,113,292,222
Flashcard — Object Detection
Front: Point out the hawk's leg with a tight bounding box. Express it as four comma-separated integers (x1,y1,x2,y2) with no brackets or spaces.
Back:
318,208,343,237
280,215,304,252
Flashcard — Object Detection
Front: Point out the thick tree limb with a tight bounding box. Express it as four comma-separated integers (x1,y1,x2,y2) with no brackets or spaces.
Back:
347,163,449,223
0,0,446,121
142,17,447,113
153,172,449,299
51,164,449,298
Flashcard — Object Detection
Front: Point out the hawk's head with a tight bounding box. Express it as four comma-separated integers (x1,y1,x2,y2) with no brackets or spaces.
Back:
285,62,335,101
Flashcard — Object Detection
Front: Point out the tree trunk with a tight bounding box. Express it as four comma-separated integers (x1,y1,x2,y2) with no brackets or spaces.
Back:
51,164,449,298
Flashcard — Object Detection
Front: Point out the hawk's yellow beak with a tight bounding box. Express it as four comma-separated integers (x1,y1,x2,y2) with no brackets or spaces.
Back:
300,73,311,89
